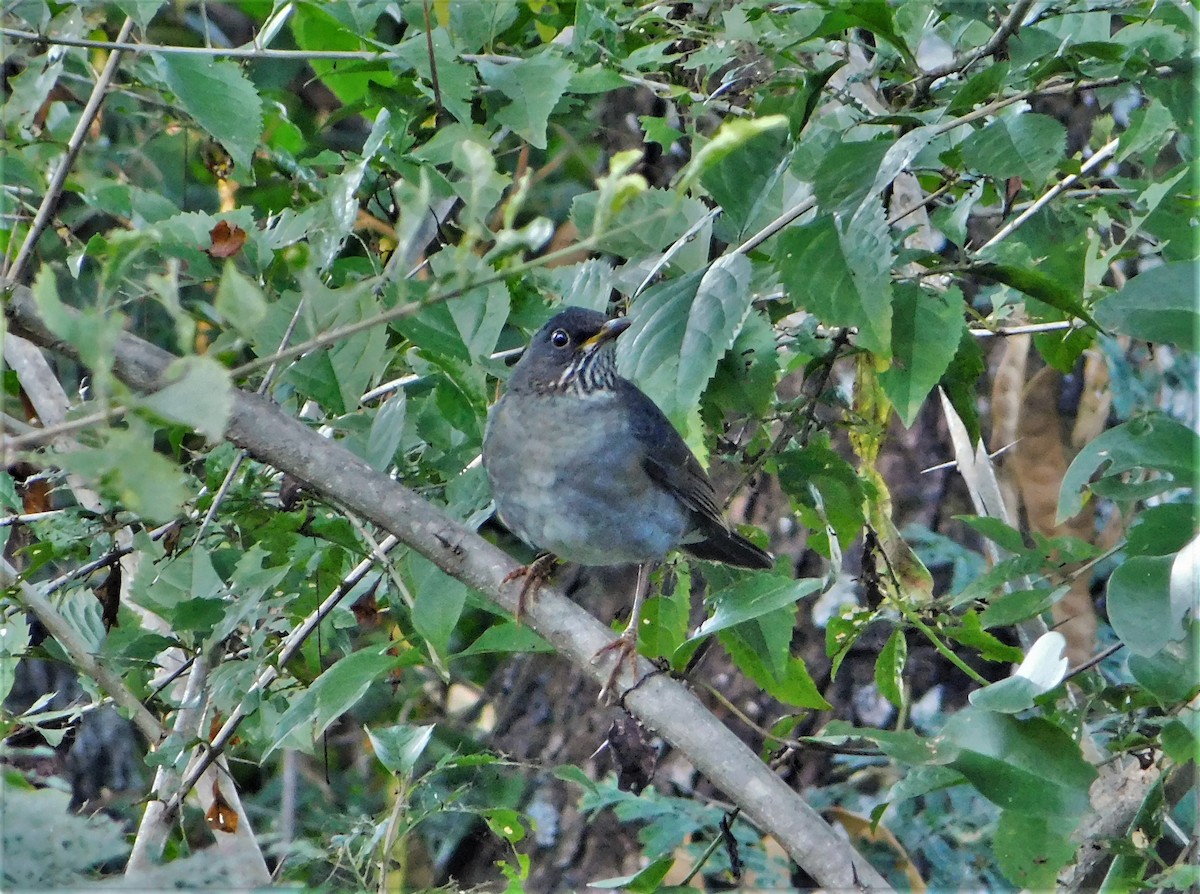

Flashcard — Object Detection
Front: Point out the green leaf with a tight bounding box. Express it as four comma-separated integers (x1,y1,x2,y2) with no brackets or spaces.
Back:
1107,554,1184,656
693,575,821,640
1126,503,1198,557
980,586,1066,630
1129,624,1200,704
959,113,1066,183
721,627,833,709
941,709,1096,820
700,125,790,240
618,254,754,430
1094,262,1198,351
457,622,553,657
366,393,406,472
153,54,263,175
266,644,399,757
1058,415,1199,522
138,356,232,441
778,199,893,358
820,720,938,765
409,553,469,658
775,441,867,556
54,423,190,524
813,140,892,213
677,115,788,192
0,614,30,705
640,567,691,661
880,285,966,426
994,810,1077,890
874,627,907,709
367,723,434,778
215,263,268,340
944,611,1024,663
973,262,1101,330
640,115,684,151
955,515,1030,555
477,51,574,149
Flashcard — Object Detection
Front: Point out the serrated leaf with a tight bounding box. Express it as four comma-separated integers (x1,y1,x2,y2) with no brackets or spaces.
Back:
694,575,822,640
618,255,754,429
139,356,232,441
55,424,190,524
778,199,893,357
215,263,268,339
880,285,965,426
366,393,406,472
1094,262,1198,351
960,113,1066,183
477,51,573,149
265,645,399,758
678,114,787,192
153,54,263,175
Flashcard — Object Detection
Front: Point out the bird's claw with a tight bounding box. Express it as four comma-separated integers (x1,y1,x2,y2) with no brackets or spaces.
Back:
502,552,557,623
594,631,639,703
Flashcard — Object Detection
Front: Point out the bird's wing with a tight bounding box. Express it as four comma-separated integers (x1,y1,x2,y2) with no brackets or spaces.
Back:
619,380,726,527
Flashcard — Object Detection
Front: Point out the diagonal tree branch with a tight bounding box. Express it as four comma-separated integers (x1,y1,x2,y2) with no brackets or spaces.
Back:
3,283,894,892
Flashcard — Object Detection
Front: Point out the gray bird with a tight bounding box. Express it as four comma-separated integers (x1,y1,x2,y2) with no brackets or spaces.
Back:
482,306,772,681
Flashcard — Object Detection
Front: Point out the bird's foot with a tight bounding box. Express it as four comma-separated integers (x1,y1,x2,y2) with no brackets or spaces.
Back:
502,552,557,623
594,629,639,703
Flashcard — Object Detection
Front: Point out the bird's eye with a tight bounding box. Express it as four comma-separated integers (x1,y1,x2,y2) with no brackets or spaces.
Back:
550,329,571,348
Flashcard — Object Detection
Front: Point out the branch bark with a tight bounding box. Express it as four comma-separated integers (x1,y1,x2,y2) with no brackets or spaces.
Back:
3,283,893,891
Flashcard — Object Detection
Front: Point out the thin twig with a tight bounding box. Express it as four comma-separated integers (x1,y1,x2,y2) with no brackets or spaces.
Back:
5,18,135,284
912,0,1037,92
161,535,402,818
980,138,1120,250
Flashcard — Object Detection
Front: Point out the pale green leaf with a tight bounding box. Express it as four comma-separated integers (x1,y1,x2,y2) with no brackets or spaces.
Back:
139,355,233,441
265,645,399,758
477,52,573,149
618,254,753,430
153,54,263,175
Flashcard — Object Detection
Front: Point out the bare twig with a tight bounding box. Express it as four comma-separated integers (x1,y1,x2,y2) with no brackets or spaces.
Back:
912,0,1037,93
5,18,135,284
980,138,1120,250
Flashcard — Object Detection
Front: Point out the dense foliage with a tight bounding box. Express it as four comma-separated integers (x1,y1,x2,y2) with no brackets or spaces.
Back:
1,1,1196,890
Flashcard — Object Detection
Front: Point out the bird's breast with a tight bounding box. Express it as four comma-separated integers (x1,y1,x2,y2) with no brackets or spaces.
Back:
483,390,690,565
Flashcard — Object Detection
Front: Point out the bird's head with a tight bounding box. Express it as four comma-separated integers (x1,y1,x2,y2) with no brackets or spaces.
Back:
508,306,631,395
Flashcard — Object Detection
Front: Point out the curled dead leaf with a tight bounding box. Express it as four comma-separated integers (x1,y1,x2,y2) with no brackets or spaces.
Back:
208,220,247,259
206,779,239,834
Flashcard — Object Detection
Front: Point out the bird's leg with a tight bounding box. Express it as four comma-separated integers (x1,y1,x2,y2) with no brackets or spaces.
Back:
502,552,558,623
596,562,654,700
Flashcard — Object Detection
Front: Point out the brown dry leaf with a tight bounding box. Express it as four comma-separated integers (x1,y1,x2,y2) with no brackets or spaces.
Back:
94,566,121,630
827,806,926,892
1014,365,1098,663
207,220,247,259
990,334,1031,523
206,779,239,833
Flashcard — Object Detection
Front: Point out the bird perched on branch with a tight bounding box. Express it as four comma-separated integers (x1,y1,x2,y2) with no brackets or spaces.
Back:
483,306,772,693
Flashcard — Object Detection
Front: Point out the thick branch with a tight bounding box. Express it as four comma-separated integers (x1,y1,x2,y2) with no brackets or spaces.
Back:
3,284,892,892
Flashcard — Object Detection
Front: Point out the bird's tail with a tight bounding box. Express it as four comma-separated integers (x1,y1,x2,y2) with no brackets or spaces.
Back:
684,523,773,569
